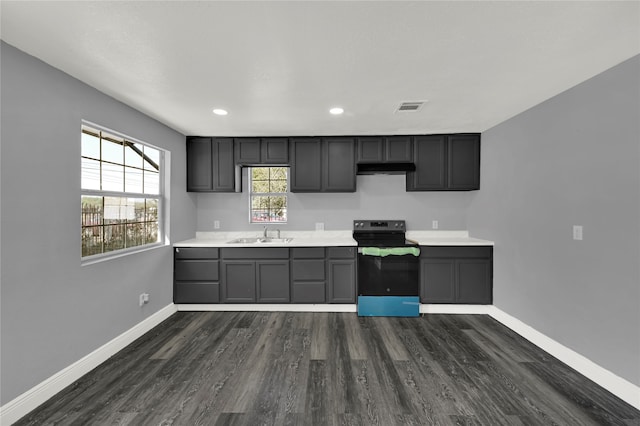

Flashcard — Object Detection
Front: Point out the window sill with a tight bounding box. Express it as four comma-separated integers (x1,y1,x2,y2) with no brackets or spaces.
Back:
81,242,166,266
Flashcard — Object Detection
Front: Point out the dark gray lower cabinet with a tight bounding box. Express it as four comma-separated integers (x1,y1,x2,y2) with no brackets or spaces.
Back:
220,248,290,303
420,246,492,304
327,247,356,303
291,247,326,303
174,247,220,303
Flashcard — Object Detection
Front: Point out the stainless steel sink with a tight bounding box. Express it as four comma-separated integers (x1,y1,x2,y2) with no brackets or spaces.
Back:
226,237,293,244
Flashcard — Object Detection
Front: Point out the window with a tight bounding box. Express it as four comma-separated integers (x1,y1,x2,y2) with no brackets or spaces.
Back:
81,123,164,259
249,167,288,223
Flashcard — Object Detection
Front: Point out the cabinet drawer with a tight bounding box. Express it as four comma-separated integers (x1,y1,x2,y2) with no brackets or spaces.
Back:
221,247,289,259
292,282,326,303
291,247,325,259
327,247,356,259
175,282,219,303
175,260,219,281
174,247,219,259
292,259,325,280
420,246,492,259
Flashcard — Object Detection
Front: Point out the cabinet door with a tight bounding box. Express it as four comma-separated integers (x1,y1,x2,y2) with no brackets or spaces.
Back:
406,135,446,191
456,259,491,304
290,138,322,192
356,137,383,162
186,137,212,191
448,134,480,190
256,260,290,303
221,261,256,302
327,259,356,303
235,138,261,164
212,138,236,192
262,138,289,164
323,137,356,192
385,136,412,162
420,258,455,303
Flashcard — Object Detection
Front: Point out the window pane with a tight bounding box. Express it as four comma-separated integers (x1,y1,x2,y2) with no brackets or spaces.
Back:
104,197,133,224
144,146,160,171
81,158,101,190
144,170,159,194
81,196,103,226
102,138,123,165
146,222,159,244
125,166,143,193
270,180,287,193
146,199,158,221
81,132,100,159
125,142,144,168
126,223,146,248
270,195,287,221
102,163,124,192
131,198,146,223
252,181,269,193
103,224,125,252
82,226,103,257
270,167,287,180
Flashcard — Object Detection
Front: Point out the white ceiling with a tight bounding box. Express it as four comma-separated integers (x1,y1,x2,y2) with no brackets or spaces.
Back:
1,1,639,136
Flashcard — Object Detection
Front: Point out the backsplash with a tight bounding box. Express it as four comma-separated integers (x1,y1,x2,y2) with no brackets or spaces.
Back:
195,172,473,231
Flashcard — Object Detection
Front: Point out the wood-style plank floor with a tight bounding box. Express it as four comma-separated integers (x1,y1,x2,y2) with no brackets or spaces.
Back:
15,312,639,425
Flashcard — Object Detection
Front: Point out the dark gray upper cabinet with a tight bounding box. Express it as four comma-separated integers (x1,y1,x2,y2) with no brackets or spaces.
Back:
290,137,322,192
186,136,236,192
186,137,213,191
235,137,288,165
447,134,480,190
407,133,480,191
357,136,412,163
322,137,356,192
290,137,355,193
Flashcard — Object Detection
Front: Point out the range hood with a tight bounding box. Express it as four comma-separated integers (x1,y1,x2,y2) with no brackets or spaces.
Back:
356,162,416,175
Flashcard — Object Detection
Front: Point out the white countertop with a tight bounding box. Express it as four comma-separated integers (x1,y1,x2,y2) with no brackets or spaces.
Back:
173,230,493,248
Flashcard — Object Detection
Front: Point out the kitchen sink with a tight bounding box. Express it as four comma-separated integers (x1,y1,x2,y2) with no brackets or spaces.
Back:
226,237,293,244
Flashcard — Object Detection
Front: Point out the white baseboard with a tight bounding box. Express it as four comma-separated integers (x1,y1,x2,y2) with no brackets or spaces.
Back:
176,303,357,312
486,306,640,411
0,304,177,426
420,304,493,314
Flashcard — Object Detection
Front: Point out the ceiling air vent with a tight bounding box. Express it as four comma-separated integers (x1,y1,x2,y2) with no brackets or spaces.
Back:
396,101,426,113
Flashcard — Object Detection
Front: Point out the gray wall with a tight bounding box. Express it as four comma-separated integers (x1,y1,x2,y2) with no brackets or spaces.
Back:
0,42,196,404
197,171,474,232
468,55,640,386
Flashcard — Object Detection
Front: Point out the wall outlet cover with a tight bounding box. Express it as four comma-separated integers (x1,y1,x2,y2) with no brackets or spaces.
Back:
315,223,325,231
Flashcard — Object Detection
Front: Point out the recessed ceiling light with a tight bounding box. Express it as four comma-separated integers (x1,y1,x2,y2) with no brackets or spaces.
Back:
329,107,344,115
212,108,228,116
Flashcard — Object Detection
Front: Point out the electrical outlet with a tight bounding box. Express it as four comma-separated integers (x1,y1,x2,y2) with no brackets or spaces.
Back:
432,220,439,229
214,220,220,229
139,293,150,307
573,225,583,241
315,223,325,231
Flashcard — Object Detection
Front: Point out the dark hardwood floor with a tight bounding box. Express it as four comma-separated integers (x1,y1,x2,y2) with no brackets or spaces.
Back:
15,312,639,425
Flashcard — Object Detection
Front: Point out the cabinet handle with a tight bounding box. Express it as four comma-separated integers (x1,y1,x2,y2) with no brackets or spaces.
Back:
176,248,180,253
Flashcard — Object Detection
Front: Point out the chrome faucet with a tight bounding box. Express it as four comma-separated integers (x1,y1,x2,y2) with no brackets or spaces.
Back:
263,225,269,239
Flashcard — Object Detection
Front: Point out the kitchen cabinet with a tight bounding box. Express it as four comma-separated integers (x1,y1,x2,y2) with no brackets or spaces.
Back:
186,136,236,192
235,137,288,165
326,247,356,303
407,134,480,191
420,246,492,304
291,247,326,303
322,137,356,192
174,247,220,303
220,248,290,303
290,137,355,193
357,136,412,163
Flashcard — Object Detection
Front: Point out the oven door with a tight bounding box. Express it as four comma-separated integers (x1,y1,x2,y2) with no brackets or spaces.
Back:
357,248,419,296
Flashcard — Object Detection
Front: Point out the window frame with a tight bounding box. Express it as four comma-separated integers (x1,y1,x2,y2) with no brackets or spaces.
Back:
81,121,166,264
248,166,289,224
